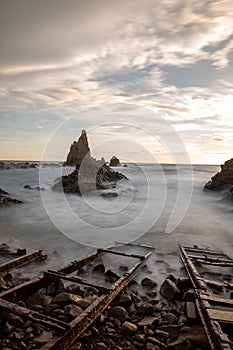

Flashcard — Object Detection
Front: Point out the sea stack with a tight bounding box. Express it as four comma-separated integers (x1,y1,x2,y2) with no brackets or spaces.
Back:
204,157,233,199
109,156,120,167
64,130,90,168
53,131,127,194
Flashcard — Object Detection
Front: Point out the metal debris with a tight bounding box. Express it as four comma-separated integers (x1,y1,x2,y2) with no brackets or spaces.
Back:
180,244,233,350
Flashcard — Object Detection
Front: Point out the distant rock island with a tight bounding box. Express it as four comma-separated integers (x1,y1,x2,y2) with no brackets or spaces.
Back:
53,130,127,195
0,161,37,169
204,158,233,199
109,156,120,167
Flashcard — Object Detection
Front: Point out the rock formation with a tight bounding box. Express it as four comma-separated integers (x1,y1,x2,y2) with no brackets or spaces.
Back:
109,156,120,167
204,157,233,199
0,188,23,207
64,130,90,167
53,131,127,194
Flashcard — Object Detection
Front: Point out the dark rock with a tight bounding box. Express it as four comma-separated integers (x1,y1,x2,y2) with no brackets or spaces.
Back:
25,291,44,308
183,289,197,301
24,185,32,189
177,277,192,292
0,188,23,207
204,158,233,199
104,269,120,283
64,130,91,167
64,304,83,318
108,306,128,321
141,277,157,289
135,303,155,316
163,312,178,324
93,262,105,274
109,156,120,167
34,331,53,344
121,321,138,335
160,278,180,301
137,316,159,328
96,342,109,350
16,248,26,256
53,131,127,194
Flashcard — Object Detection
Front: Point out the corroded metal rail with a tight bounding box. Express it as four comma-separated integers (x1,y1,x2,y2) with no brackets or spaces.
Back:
180,244,233,350
0,243,154,350
0,249,44,275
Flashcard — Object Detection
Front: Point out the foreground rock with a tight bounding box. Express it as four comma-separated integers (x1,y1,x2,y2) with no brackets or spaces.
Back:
204,158,233,199
0,188,22,207
53,131,127,195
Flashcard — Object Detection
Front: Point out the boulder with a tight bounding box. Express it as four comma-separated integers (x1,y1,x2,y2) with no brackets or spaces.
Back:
204,158,233,199
141,277,157,289
109,156,120,167
160,278,180,301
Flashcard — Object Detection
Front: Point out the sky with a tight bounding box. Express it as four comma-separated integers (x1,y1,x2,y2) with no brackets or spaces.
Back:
0,0,233,164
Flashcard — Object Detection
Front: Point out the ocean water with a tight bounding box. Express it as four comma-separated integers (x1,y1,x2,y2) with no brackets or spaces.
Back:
0,163,233,280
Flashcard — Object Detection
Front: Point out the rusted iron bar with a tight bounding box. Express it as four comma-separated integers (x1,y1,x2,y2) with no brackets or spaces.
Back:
0,249,43,276
180,244,233,350
97,248,145,260
40,249,153,350
44,270,111,292
0,298,70,332
189,254,233,263
58,251,99,275
115,241,155,250
182,245,225,255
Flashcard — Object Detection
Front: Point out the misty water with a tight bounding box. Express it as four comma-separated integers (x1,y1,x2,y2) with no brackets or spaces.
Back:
1,163,233,282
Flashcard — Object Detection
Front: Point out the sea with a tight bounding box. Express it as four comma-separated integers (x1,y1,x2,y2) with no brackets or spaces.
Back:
1,162,233,282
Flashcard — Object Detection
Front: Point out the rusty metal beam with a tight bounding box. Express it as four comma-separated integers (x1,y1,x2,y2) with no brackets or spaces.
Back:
58,251,99,275
44,270,111,292
0,249,43,276
180,244,233,350
40,249,153,350
0,298,70,332
97,248,145,260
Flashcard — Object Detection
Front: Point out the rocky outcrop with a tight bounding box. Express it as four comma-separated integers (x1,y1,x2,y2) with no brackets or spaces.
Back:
0,162,37,169
64,130,90,168
53,131,127,194
109,156,120,167
0,188,23,207
204,158,233,199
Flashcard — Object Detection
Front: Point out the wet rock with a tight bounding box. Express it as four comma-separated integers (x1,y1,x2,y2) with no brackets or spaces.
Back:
108,306,128,321
104,269,120,283
0,277,8,290
141,277,157,289
119,265,128,272
25,291,44,308
160,278,180,301
93,262,105,274
183,289,197,301
137,316,160,328
64,304,83,318
121,321,138,335
44,303,59,314
177,277,192,292
163,312,178,324
135,303,155,316
96,342,109,350
117,294,132,308
34,331,53,344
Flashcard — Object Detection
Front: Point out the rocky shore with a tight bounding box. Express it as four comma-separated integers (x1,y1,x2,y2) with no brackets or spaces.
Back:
204,157,233,199
0,161,38,170
0,259,209,350
0,188,22,207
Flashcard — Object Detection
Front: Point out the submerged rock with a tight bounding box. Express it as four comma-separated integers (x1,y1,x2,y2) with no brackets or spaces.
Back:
0,188,23,207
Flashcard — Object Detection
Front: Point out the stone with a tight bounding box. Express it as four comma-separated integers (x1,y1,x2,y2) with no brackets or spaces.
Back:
183,289,197,301
163,312,178,324
135,303,155,316
93,262,105,274
121,321,138,335
160,278,180,301
34,331,53,344
117,294,132,308
104,269,120,283
109,156,120,167
64,304,83,318
177,277,192,292
96,342,109,350
108,306,128,321
53,292,85,305
185,302,197,322
25,291,44,308
141,277,157,289
137,316,159,328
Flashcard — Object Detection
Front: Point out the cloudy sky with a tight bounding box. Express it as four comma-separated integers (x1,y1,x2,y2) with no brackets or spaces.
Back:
1,0,233,164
